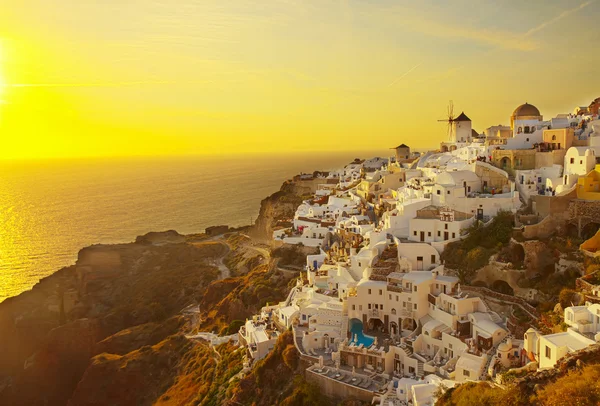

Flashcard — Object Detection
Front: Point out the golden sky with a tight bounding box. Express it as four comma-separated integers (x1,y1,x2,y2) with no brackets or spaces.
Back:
0,0,598,160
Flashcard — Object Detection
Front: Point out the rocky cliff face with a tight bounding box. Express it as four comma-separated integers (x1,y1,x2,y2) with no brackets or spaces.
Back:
252,181,306,240
0,231,223,406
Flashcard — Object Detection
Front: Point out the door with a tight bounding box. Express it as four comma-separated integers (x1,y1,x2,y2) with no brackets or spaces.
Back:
420,231,425,242
477,209,483,220
444,231,449,240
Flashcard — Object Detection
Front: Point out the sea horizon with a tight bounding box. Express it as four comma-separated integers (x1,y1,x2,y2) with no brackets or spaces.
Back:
0,149,408,301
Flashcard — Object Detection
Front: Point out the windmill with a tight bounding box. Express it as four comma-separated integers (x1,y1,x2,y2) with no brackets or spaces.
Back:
437,100,455,141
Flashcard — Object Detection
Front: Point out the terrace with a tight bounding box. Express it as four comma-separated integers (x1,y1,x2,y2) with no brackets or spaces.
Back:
307,364,386,393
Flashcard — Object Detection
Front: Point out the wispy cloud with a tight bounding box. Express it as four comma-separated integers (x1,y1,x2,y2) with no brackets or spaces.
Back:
388,62,422,87
523,0,595,38
415,0,596,92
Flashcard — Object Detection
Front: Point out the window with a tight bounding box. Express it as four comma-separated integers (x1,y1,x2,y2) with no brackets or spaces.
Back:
452,232,456,238
545,346,551,358
526,138,529,142
463,370,470,377
414,303,417,310
417,256,423,262
381,305,384,311
368,289,372,294
428,231,431,237
447,190,451,195
437,189,441,195
570,158,575,164
445,224,448,230
389,294,391,300
449,343,453,349
580,160,583,164
414,286,418,292
379,289,383,295
359,305,362,311
431,255,436,263
352,305,356,310
396,295,399,302
368,304,372,309
552,135,556,141
437,231,441,237
413,231,417,236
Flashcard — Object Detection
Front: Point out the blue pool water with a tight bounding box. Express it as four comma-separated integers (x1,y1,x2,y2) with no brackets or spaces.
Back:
348,318,375,347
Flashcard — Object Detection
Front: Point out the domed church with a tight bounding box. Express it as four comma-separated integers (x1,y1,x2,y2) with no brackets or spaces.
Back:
510,102,543,136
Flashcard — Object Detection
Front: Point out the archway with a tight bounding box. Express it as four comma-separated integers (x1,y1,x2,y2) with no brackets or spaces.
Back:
500,157,511,169
565,223,579,238
491,280,514,296
582,222,600,240
449,145,457,152
402,318,416,331
390,321,399,336
368,318,384,333
441,145,449,153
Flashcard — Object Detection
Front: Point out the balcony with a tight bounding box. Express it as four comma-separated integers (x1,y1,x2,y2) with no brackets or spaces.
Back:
368,309,382,319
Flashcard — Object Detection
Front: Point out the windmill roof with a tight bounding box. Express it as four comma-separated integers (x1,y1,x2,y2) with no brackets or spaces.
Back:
393,144,410,149
454,112,471,122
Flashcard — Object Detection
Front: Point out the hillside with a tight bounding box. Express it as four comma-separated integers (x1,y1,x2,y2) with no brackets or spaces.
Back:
0,179,316,406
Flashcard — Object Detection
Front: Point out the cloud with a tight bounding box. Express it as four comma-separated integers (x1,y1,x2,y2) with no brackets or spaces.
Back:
388,62,422,87
523,0,595,38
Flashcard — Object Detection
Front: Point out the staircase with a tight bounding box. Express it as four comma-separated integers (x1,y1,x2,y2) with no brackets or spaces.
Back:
417,360,424,378
340,315,349,338
284,286,298,307
489,312,503,324
481,300,504,324
401,345,413,357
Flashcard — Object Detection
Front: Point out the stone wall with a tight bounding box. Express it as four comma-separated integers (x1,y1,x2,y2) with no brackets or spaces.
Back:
522,214,567,239
532,188,576,218
461,286,539,319
507,308,533,338
569,200,600,225
305,369,375,402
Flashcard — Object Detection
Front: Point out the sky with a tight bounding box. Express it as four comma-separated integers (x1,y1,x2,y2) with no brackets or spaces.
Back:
0,0,598,160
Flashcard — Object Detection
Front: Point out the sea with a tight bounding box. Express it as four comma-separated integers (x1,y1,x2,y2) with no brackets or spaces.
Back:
0,151,389,302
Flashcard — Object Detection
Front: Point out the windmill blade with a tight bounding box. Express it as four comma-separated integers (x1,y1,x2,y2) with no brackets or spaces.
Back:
448,100,454,121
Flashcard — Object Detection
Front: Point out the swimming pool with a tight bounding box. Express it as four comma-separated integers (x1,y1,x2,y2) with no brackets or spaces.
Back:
348,318,375,347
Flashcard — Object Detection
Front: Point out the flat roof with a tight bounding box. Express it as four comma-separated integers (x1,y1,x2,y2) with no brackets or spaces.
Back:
403,271,433,285
543,330,595,351
436,275,458,284
456,353,486,372
253,330,269,343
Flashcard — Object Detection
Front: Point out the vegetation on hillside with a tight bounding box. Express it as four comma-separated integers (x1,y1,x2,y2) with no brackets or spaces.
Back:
436,363,600,406
441,211,514,283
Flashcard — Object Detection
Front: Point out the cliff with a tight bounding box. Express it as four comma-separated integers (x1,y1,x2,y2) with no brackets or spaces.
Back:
252,181,307,240
0,231,226,405
0,178,323,405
